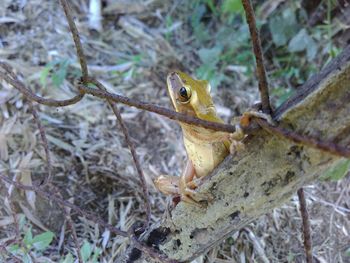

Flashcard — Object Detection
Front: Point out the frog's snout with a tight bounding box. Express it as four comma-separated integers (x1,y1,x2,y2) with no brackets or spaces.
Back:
168,71,178,81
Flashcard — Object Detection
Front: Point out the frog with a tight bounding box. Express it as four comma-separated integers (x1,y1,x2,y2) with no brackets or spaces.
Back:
154,71,273,206
153,71,231,206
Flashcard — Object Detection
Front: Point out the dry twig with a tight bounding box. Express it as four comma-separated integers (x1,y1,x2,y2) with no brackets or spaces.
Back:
256,118,350,158
91,78,152,226
0,65,84,107
297,188,313,263
60,0,89,82
0,175,129,237
28,102,53,185
58,0,153,228
242,0,272,114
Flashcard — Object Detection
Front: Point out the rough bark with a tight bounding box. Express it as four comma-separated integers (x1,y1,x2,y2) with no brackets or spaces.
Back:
125,46,350,262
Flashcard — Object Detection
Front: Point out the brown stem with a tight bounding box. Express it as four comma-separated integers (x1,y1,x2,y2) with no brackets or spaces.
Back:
93,78,152,226
241,0,272,114
59,0,89,82
297,188,313,263
2,64,349,160
28,102,52,185
256,118,350,158
79,82,237,133
0,67,84,107
49,184,83,263
64,208,83,263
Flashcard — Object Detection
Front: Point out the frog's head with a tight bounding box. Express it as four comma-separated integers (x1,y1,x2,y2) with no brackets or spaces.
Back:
167,71,219,122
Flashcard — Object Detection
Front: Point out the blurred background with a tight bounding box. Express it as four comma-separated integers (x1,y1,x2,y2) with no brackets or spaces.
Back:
0,0,349,262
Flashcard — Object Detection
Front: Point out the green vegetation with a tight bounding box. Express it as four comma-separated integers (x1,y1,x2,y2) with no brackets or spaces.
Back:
321,159,350,181
3,215,102,263
5,215,54,263
170,0,340,106
40,59,75,88
60,240,102,263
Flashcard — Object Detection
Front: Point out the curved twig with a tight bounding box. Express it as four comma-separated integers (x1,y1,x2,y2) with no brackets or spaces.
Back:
0,67,84,107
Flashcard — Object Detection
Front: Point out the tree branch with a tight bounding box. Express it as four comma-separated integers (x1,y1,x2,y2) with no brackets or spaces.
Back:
124,46,350,262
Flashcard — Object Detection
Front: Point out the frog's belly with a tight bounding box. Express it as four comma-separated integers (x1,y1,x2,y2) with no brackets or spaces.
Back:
184,139,229,178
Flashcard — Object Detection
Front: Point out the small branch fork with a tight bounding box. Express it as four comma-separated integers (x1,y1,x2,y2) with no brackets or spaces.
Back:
2,63,349,158
65,0,153,226
241,1,313,262
0,0,347,262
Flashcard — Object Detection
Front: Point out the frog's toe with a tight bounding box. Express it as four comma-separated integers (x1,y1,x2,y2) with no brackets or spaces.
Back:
229,140,245,155
180,188,213,207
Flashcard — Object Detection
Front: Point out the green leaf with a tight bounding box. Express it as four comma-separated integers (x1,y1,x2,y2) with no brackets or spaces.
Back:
7,244,20,253
269,8,298,46
32,231,54,251
22,253,32,263
288,29,318,62
191,4,211,42
288,29,309,52
23,228,33,247
40,66,51,87
204,0,217,14
52,59,70,87
18,214,26,230
306,39,317,61
61,253,74,263
40,61,58,87
345,247,350,257
222,0,243,14
198,46,222,66
321,159,350,181
271,87,295,107
287,251,295,262
193,23,211,42
91,247,102,263
81,240,93,262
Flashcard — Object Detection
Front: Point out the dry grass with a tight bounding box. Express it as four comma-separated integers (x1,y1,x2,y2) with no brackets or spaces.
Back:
0,0,349,262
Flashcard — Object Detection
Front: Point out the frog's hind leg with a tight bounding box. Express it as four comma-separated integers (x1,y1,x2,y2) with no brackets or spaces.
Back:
179,160,213,206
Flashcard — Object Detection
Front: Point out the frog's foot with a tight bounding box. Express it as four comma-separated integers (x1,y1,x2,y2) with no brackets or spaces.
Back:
179,177,214,207
180,188,214,207
230,110,275,141
240,110,275,129
229,139,245,155
154,175,180,196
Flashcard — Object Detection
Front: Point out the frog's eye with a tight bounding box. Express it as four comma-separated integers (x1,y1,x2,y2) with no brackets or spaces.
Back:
178,86,191,103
